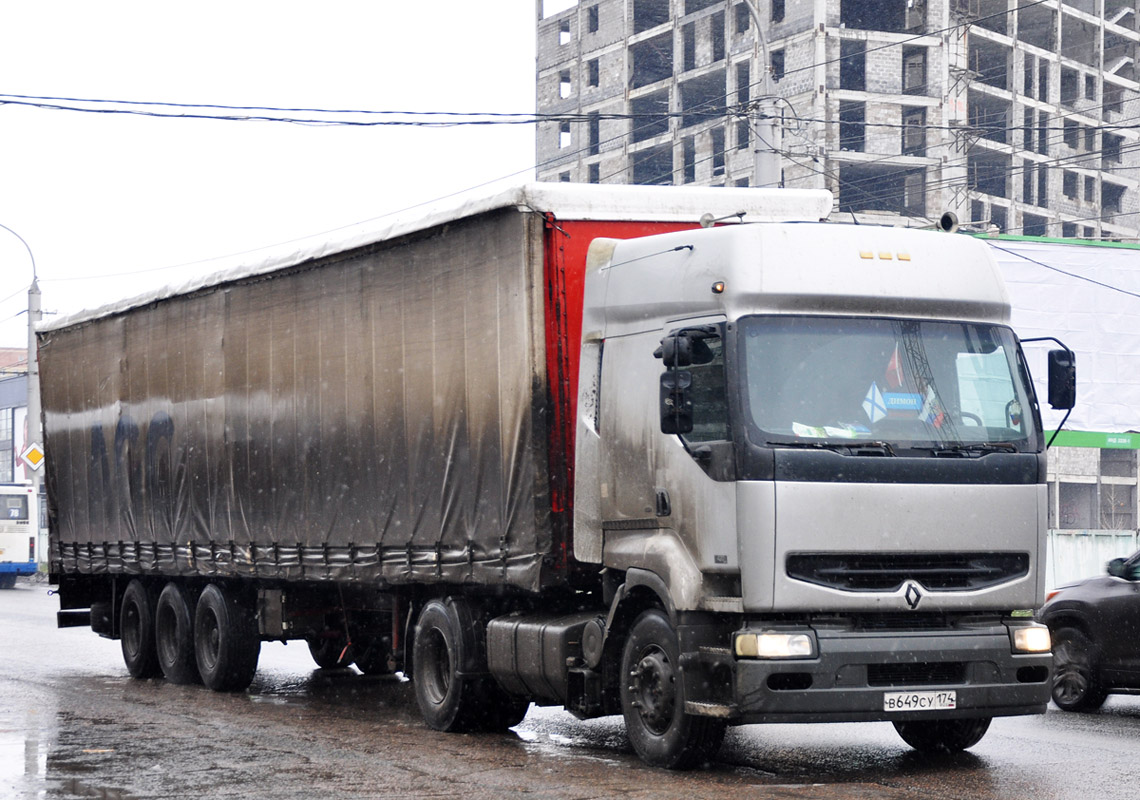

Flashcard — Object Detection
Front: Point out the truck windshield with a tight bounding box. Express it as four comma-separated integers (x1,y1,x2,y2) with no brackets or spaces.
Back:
738,316,1040,452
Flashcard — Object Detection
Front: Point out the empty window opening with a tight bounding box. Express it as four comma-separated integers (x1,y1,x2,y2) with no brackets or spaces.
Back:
1037,111,1048,155
588,58,600,87
712,127,725,177
837,164,924,214
1085,74,1096,100
1104,82,1124,114
1062,14,1100,69
1085,126,1096,152
737,62,751,105
560,19,572,45
1060,67,1079,106
772,0,785,23
736,118,750,150
1063,170,1078,199
839,100,865,152
1103,132,1124,163
631,32,673,88
587,4,599,33
681,70,726,128
631,142,674,185
969,90,1008,144
968,151,1010,198
712,11,726,63
588,112,600,155
1017,4,1055,51
771,49,785,81
1036,162,1048,207
991,204,1008,232
683,136,697,183
633,0,670,34
902,107,926,155
683,23,697,71
842,0,904,32
1038,60,1049,102
560,71,572,99
841,40,866,91
1063,120,1078,149
631,90,670,142
1062,222,1078,237
559,170,571,182
559,121,572,148
1021,212,1047,237
1102,181,1126,213
903,170,925,215
588,162,600,183
1084,175,1095,201
735,2,751,32
1024,59,1035,99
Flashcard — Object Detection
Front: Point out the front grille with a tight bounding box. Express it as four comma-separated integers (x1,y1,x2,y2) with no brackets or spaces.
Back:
786,552,1029,592
868,661,967,687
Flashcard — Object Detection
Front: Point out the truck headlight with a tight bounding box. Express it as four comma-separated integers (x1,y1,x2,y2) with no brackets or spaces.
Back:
1010,624,1051,653
735,631,815,659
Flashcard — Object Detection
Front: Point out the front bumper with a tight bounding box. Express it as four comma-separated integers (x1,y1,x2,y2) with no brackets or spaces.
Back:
684,624,1052,724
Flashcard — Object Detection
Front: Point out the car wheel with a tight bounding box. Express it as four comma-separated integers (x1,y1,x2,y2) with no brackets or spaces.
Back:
1051,626,1108,712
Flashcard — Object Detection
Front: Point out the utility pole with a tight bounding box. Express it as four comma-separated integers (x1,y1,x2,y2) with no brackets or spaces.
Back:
1,224,41,510
740,0,783,188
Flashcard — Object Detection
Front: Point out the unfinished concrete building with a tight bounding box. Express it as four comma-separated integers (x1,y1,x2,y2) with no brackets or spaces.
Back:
536,0,1140,237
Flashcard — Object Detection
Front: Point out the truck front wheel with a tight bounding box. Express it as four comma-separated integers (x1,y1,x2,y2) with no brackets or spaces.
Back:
155,582,200,685
892,717,991,752
620,608,726,769
194,584,261,692
120,579,161,679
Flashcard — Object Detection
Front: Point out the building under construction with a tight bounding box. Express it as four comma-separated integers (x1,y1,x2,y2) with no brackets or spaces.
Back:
536,0,1139,237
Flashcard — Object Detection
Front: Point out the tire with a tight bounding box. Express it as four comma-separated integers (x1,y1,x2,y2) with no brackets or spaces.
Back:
893,717,991,753
120,580,161,679
412,597,501,733
1051,626,1109,712
0,573,18,590
620,608,726,769
155,582,200,685
307,633,350,669
194,583,261,692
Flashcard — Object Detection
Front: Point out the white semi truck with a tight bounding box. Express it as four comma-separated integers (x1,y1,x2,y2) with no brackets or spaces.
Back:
40,184,1069,768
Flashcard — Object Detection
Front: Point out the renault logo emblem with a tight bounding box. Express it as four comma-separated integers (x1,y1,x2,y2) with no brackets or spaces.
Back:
904,582,923,610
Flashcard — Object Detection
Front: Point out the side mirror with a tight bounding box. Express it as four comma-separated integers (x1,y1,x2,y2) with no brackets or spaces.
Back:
1047,349,1076,410
1107,557,1127,579
660,370,694,434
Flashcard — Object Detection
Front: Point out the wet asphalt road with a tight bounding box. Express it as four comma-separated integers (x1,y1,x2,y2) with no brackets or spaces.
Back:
2,580,1138,800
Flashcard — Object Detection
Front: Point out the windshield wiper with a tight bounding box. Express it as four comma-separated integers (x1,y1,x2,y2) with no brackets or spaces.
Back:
767,440,896,456
931,442,1020,456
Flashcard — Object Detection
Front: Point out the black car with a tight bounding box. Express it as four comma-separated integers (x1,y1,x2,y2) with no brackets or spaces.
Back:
1038,549,1140,711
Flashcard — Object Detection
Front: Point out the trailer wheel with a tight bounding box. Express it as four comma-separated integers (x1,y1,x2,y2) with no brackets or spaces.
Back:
892,717,991,752
307,633,351,669
620,608,726,769
120,580,161,679
194,584,261,692
412,597,492,732
155,582,200,685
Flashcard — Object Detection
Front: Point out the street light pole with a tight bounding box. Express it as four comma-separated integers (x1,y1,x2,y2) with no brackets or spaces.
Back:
740,0,782,188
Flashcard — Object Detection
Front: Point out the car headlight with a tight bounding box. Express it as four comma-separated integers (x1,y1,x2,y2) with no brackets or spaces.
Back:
1010,624,1051,653
734,631,816,659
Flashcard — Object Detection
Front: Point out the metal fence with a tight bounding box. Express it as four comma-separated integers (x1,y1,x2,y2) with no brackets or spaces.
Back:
1046,529,1139,590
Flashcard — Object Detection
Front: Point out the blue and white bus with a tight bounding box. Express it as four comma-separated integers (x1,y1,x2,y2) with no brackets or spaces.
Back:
0,483,40,589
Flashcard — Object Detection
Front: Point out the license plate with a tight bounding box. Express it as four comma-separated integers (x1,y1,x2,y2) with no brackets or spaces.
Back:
883,690,957,712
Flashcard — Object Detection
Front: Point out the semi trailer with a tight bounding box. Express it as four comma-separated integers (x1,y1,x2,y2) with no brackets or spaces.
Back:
39,184,1070,768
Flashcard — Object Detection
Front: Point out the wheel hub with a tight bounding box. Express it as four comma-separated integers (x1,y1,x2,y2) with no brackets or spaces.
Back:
630,647,675,734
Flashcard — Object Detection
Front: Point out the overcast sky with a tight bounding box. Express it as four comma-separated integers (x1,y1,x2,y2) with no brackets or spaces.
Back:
0,2,540,349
